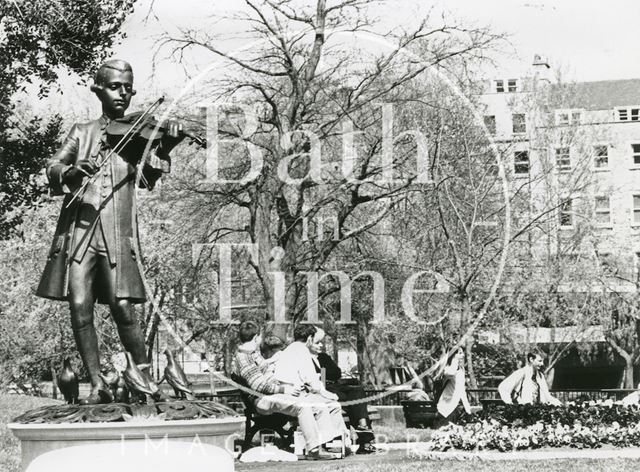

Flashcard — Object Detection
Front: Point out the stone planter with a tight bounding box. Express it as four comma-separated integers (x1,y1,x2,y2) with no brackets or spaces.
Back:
8,402,244,471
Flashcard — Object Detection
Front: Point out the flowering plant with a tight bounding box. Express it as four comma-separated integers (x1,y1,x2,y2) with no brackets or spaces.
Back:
428,401,640,452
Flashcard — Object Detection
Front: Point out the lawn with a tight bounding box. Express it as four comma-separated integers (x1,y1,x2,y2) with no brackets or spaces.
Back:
0,394,62,472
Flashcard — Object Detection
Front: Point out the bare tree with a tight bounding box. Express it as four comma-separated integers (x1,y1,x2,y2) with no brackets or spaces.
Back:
154,0,504,344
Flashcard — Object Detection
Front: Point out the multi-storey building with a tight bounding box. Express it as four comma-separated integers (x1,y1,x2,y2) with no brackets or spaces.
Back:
479,56,640,388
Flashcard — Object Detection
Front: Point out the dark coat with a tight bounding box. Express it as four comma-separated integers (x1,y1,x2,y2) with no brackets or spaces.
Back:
316,352,342,383
36,116,169,304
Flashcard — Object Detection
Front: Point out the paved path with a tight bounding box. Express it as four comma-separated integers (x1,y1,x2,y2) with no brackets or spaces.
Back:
408,445,640,461
237,443,640,468
237,449,407,470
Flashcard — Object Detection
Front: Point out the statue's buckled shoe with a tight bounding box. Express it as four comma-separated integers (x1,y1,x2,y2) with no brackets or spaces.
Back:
79,388,111,405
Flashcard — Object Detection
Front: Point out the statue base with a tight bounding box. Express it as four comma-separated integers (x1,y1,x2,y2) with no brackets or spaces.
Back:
8,401,244,471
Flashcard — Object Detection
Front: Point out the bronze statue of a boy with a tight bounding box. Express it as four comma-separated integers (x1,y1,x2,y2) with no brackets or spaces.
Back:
37,59,183,404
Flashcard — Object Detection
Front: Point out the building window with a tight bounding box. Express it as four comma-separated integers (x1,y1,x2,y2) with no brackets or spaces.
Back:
559,200,572,228
484,115,496,135
512,114,526,134
508,79,517,92
632,144,640,165
514,151,529,175
556,147,571,171
616,107,640,121
633,195,640,225
495,80,504,93
555,109,582,126
594,145,608,169
557,112,570,126
594,196,611,226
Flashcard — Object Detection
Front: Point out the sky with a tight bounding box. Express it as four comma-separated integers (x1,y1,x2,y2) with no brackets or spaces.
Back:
438,0,640,81
111,0,640,89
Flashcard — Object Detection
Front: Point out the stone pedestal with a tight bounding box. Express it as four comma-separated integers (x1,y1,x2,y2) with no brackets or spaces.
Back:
23,441,235,472
8,402,244,471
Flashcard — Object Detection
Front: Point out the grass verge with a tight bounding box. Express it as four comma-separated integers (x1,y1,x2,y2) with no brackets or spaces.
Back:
0,394,62,472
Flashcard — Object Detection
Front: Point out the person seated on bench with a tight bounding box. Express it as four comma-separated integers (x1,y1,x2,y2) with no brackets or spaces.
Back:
273,325,350,447
232,320,344,460
261,334,285,374
310,328,377,454
498,352,561,406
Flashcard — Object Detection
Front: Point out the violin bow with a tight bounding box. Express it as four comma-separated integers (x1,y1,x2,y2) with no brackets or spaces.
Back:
65,97,165,209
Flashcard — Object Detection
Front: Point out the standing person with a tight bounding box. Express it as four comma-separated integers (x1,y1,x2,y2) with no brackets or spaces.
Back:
231,321,342,460
434,348,472,424
498,353,561,405
35,59,184,404
312,328,376,455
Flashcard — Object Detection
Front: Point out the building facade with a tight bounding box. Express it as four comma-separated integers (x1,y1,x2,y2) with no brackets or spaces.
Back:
479,57,640,388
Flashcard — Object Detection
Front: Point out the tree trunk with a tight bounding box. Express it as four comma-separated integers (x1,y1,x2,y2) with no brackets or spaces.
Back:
623,358,634,389
50,361,58,400
224,335,235,375
461,297,478,389
465,336,478,390
545,366,555,389
356,319,367,385
363,326,380,388
145,311,161,363
608,338,634,389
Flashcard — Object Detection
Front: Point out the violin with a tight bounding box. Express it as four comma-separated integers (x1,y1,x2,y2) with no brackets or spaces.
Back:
105,111,207,151
65,98,205,208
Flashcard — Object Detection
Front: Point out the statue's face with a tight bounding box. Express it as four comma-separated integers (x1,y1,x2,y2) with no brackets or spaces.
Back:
96,68,134,118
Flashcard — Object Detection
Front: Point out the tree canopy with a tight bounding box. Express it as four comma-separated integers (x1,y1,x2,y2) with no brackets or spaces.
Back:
0,0,136,238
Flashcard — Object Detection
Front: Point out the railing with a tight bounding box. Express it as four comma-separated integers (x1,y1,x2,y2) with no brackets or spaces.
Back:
196,388,416,407
467,388,637,404
361,389,413,406
196,387,639,408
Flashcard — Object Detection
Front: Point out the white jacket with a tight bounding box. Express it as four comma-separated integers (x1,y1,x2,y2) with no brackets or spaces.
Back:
498,365,561,406
436,360,472,418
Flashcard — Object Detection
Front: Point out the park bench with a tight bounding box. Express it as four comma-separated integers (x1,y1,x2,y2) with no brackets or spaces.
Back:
229,374,295,451
401,400,438,428
342,405,381,427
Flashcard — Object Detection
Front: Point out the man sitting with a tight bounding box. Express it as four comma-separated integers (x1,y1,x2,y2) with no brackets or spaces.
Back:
273,325,350,449
498,352,561,405
231,320,343,460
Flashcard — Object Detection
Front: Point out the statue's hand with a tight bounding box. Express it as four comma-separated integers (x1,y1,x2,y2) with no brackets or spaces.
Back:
62,159,98,185
158,120,184,154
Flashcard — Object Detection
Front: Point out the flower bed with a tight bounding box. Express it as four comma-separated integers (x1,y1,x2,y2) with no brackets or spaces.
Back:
428,401,640,452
